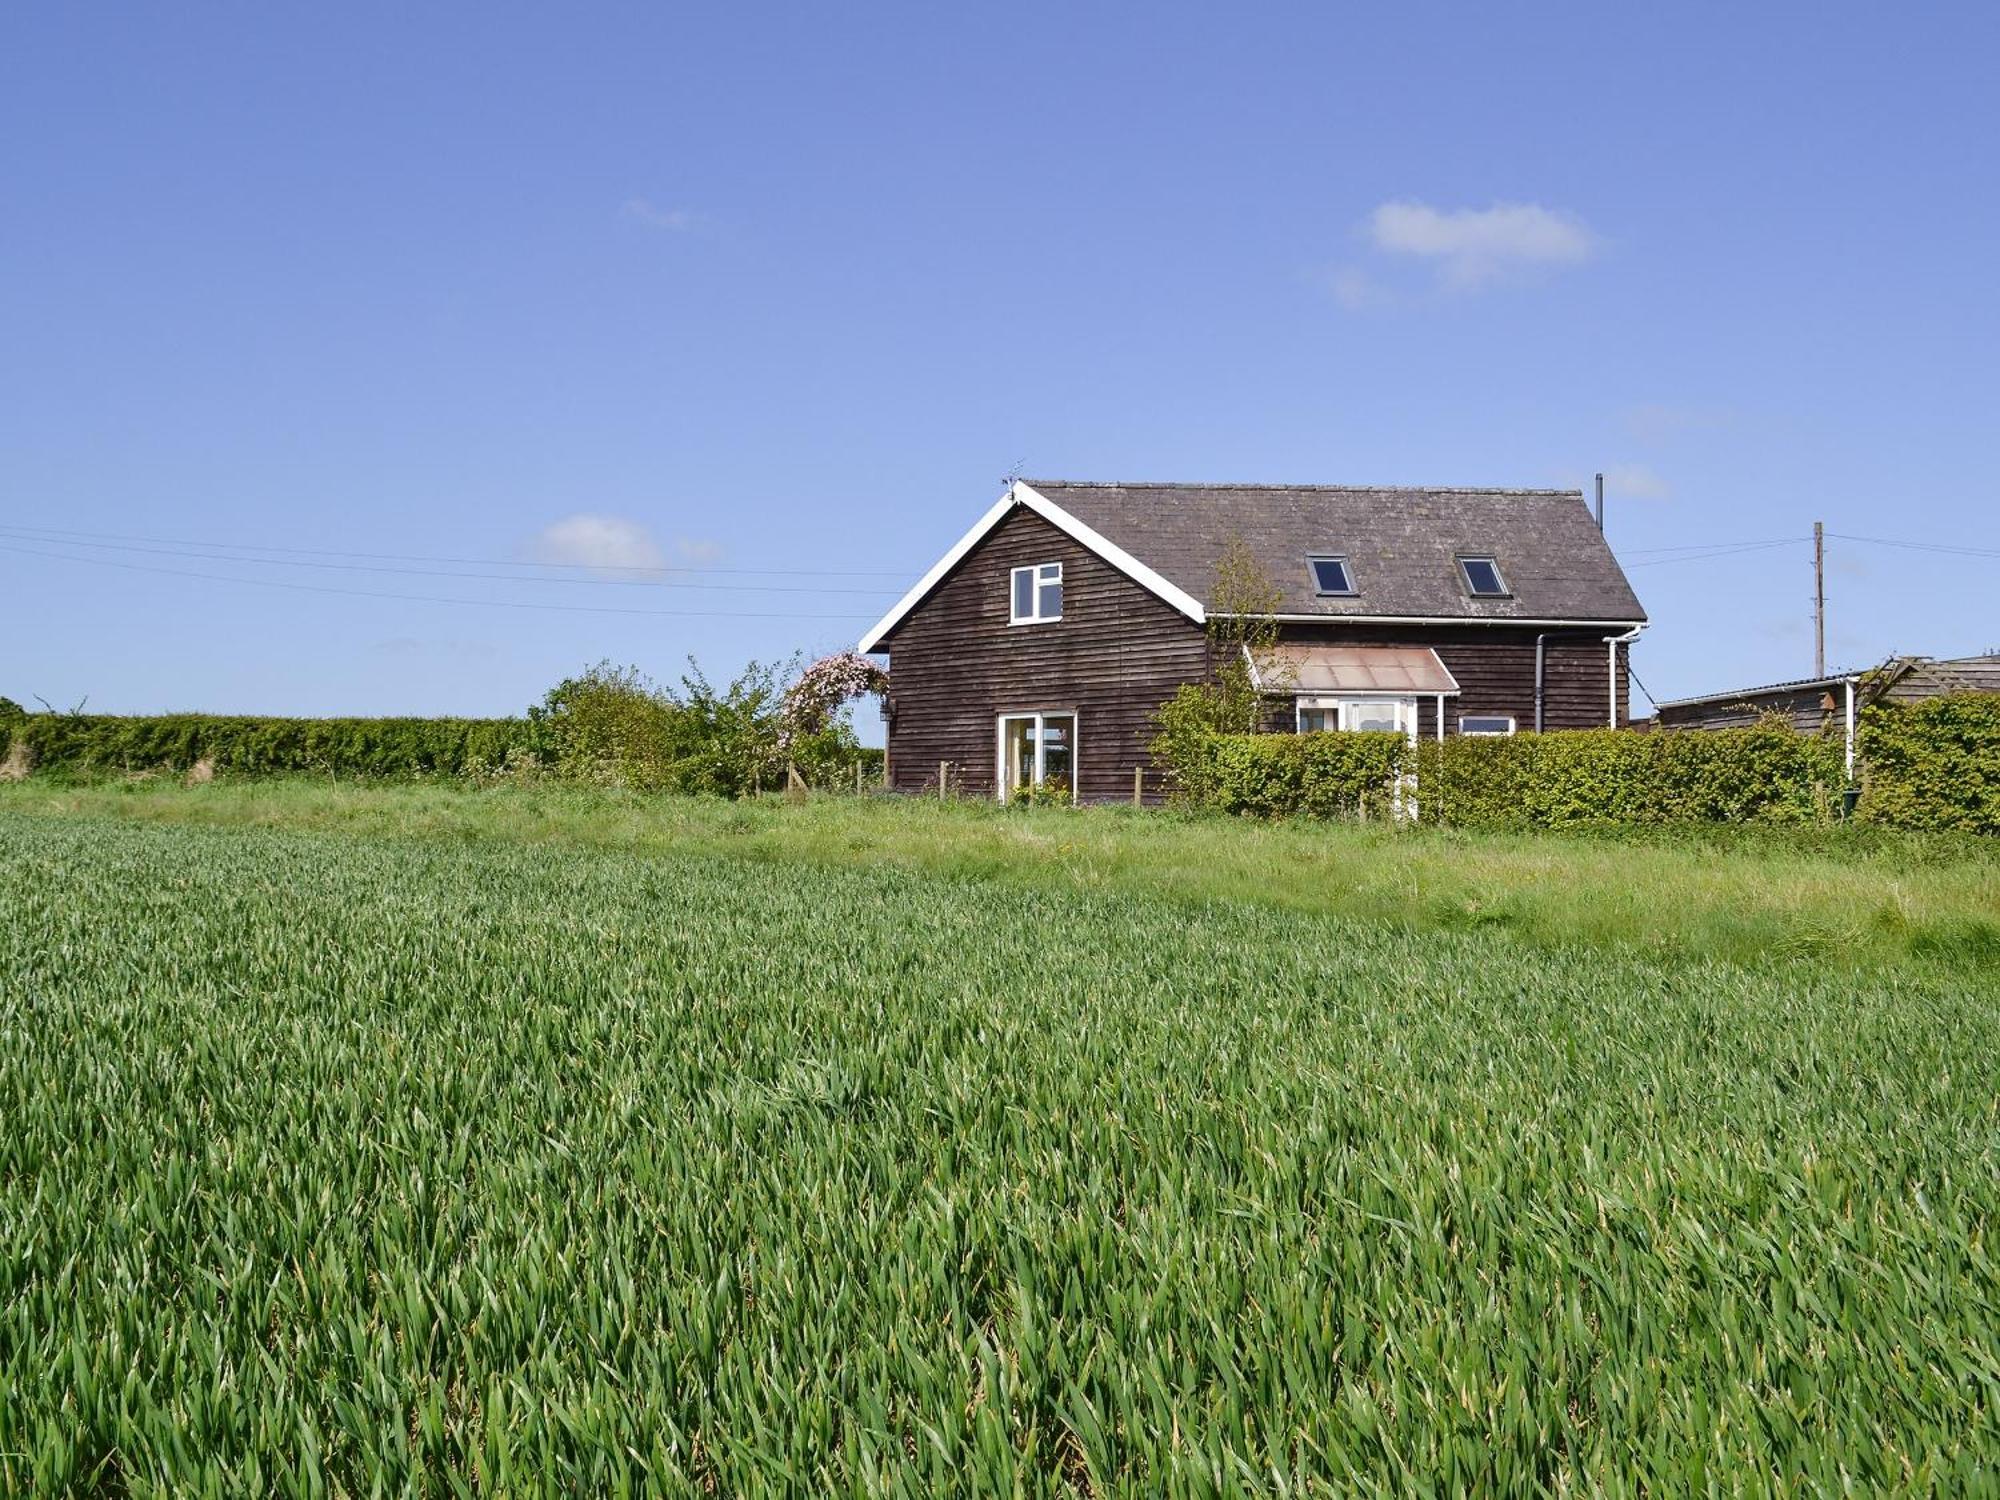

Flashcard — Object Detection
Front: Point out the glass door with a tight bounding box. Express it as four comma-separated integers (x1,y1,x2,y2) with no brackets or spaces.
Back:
997,712,1077,802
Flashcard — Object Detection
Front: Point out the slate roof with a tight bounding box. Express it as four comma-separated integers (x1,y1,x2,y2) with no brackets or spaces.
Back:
1026,479,1646,622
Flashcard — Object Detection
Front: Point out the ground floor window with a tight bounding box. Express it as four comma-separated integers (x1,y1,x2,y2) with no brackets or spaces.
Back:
1296,697,1417,741
997,712,1076,802
1458,714,1516,736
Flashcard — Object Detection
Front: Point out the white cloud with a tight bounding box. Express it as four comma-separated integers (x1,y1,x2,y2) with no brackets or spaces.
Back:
1365,200,1597,289
527,515,723,577
622,197,699,232
1326,265,1392,311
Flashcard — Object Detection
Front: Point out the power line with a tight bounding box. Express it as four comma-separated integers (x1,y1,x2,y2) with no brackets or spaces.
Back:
1828,532,2000,560
1624,544,1816,560
0,541,876,620
0,520,911,579
0,528,894,595
1624,539,1804,567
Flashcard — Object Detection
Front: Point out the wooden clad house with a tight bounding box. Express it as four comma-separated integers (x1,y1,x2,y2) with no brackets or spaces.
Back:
858,479,1648,803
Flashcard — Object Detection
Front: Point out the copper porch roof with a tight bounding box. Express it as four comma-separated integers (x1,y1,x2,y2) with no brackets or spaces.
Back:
1253,644,1462,695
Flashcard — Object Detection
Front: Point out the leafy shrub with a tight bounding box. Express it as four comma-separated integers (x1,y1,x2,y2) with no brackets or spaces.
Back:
1172,731,1408,818
1415,725,1847,829
526,658,871,797
1855,695,2000,835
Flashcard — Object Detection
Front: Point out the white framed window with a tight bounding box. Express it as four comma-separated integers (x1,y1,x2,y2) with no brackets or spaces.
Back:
1296,696,1418,743
996,712,1077,802
1010,562,1063,624
1458,714,1516,736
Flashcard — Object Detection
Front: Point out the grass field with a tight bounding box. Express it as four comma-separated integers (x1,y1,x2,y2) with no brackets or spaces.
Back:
2,783,1996,1494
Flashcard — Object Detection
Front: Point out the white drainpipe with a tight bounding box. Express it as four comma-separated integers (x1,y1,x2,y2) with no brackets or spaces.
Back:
1602,624,1647,727
1843,675,1858,781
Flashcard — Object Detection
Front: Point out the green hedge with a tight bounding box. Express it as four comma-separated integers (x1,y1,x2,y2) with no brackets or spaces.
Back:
1413,726,1848,829
1171,724,1852,829
0,708,889,791
1171,731,1407,818
3,713,535,779
1856,696,2000,835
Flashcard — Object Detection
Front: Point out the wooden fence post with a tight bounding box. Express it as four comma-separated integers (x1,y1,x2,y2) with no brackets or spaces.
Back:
855,760,863,796
939,761,949,802
1133,766,1144,807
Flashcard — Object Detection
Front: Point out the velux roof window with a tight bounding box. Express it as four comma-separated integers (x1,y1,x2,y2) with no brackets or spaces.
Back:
1307,555,1355,596
1458,556,1508,597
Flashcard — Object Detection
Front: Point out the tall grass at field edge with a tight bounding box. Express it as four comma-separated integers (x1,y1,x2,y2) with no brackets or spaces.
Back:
3,779,1995,974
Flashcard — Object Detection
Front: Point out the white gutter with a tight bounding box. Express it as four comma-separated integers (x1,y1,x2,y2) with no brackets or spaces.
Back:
1215,613,1650,629
1603,623,1647,727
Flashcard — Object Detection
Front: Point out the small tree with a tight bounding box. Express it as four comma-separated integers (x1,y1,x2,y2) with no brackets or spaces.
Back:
1151,537,1290,799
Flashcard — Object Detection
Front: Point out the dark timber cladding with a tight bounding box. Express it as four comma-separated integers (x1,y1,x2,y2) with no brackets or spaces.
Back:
1257,624,1630,736
877,506,1205,801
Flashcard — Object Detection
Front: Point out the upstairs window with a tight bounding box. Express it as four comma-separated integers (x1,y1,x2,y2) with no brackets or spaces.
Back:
1459,556,1509,597
1010,562,1063,624
1307,555,1355,596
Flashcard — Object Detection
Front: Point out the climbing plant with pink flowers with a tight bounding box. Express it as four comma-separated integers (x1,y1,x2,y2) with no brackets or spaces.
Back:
780,651,888,752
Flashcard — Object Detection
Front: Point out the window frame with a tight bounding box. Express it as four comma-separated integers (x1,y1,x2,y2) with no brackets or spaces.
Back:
1458,714,1516,737
1457,555,1510,598
1009,561,1064,625
994,710,1079,803
1305,554,1357,597
1296,695,1419,744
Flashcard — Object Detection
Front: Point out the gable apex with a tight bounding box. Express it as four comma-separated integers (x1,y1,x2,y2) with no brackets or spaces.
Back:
856,482,1207,652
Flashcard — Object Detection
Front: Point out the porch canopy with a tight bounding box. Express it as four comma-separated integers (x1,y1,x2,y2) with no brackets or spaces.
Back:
1252,644,1460,695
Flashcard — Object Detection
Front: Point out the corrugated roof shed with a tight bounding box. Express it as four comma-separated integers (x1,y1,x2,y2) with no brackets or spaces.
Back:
1025,480,1646,622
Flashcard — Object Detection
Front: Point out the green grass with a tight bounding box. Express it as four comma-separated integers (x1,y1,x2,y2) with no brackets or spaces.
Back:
7,778,1997,973
1,784,1997,1493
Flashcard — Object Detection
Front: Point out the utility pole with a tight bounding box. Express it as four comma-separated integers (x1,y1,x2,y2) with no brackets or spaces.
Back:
1813,521,1826,678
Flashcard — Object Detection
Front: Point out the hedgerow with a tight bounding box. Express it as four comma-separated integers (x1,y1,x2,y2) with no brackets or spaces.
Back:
1167,729,1407,818
1161,723,1855,828
1855,695,2000,835
1413,724,1848,829
1,654,884,792
3,712,532,779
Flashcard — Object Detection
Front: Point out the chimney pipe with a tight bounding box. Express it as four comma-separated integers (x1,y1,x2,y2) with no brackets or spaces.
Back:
1594,472,1604,531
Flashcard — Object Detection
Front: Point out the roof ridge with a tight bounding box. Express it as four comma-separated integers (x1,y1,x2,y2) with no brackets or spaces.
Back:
1024,478,1585,497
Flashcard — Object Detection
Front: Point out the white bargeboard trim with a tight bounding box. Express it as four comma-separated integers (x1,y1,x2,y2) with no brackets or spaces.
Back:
857,480,1206,653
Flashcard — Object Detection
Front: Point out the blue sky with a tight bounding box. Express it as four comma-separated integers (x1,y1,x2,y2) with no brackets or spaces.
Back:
6,3,1996,728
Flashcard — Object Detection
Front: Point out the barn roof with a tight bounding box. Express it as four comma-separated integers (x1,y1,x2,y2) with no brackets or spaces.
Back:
1656,652,2000,711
